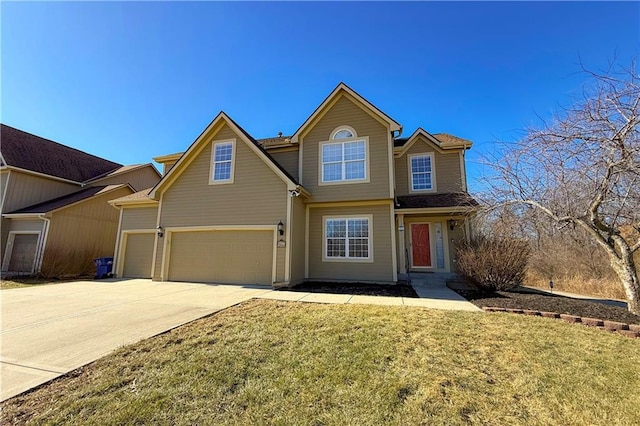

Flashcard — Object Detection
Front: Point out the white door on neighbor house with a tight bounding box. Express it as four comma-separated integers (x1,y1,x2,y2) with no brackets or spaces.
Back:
6,233,39,273
410,223,432,268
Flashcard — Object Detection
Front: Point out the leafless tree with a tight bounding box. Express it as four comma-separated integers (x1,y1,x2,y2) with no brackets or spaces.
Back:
486,60,640,314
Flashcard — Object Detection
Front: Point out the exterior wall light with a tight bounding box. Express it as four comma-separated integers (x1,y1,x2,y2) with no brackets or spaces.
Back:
157,226,164,238
448,219,459,231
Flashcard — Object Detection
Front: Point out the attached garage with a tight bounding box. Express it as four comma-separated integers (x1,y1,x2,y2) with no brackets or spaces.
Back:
166,229,274,285
6,233,39,273
122,233,155,278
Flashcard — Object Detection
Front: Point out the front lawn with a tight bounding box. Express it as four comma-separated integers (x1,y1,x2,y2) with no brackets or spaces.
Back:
3,300,639,425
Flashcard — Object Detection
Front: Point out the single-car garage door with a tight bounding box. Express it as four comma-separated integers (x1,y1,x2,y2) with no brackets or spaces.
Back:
8,234,39,273
122,233,155,278
168,230,273,285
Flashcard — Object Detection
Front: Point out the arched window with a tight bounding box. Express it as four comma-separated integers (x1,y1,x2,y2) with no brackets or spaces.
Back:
331,126,356,140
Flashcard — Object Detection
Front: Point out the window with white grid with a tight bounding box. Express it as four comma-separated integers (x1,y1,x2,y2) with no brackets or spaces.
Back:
325,217,370,259
321,140,366,183
211,141,234,183
410,154,434,191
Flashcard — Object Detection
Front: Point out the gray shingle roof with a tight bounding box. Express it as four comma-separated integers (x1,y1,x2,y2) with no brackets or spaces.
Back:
7,185,127,214
1,124,122,182
396,193,479,209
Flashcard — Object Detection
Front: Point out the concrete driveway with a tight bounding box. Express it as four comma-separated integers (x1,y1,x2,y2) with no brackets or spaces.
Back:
1,279,272,401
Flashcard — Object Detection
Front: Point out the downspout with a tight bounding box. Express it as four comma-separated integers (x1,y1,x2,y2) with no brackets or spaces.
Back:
35,214,51,273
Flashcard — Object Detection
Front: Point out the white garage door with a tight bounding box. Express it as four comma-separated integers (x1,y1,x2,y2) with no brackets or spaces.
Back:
167,230,273,285
122,233,155,278
7,234,39,273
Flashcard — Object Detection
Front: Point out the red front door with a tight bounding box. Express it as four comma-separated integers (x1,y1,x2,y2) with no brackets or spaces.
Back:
411,223,432,268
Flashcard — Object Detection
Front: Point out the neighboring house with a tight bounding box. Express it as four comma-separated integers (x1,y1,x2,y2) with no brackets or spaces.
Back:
110,83,478,285
0,124,162,276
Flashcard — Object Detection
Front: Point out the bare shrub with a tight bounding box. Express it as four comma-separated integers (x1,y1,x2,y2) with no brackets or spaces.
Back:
457,236,530,292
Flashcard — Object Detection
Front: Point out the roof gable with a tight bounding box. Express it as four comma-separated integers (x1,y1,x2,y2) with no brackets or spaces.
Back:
149,112,302,199
290,83,402,143
394,128,472,157
0,124,122,182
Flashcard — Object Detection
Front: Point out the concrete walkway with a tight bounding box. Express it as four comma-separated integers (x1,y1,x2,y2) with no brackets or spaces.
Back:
1,277,478,401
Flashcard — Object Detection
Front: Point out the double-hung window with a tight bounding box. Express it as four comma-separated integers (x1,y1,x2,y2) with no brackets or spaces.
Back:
211,141,235,184
324,217,371,260
320,127,367,184
409,153,434,191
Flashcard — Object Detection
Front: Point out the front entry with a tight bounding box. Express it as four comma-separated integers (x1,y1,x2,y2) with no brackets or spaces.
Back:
410,223,432,268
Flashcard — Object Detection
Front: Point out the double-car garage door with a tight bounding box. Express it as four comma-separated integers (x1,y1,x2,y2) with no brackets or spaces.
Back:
168,230,274,285
122,229,274,285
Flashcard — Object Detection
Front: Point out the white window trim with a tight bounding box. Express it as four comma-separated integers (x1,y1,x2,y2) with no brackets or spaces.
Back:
322,214,373,263
408,152,436,193
318,136,370,186
209,139,236,185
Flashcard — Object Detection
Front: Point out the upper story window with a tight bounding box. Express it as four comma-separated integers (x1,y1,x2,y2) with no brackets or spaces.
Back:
210,140,235,184
320,126,368,184
409,153,434,192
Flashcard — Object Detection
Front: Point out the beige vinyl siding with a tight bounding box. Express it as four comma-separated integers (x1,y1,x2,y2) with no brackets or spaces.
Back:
0,170,9,211
90,166,160,191
154,123,288,280
447,224,465,272
42,186,133,275
122,233,154,278
308,204,394,282
289,196,306,285
167,230,273,284
269,148,299,181
2,171,79,214
395,137,464,196
121,206,159,230
301,95,391,202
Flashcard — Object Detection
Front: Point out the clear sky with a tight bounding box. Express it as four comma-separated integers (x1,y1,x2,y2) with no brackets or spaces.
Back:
2,1,638,192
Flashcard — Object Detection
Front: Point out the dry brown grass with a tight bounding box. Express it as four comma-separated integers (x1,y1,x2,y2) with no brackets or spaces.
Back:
40,244,104,279
526,272,626,300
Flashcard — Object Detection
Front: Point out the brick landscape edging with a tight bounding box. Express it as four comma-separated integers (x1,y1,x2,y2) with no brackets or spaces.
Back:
482,306,640,338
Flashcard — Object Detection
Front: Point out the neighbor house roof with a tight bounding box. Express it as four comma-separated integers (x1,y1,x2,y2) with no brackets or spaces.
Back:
6,185,131,215
396,193,479,209
0,124,122,182
109,187,158,206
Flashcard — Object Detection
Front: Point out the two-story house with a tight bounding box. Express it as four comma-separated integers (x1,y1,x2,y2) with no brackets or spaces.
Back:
109,83,478,285
0,124,161,276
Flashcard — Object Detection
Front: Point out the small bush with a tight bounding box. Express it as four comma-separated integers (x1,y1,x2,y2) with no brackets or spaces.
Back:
457,236,530,292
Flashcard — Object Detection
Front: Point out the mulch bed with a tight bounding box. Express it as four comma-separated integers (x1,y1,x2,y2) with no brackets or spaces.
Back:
280,282,419,298
450,285,640,325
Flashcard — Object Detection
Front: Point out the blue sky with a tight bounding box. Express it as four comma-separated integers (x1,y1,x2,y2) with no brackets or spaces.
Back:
2,1,638,192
